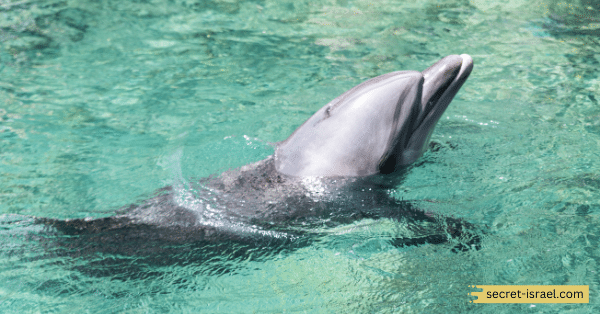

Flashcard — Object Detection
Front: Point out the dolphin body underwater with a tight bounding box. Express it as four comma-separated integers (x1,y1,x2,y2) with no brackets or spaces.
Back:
37,54,477,274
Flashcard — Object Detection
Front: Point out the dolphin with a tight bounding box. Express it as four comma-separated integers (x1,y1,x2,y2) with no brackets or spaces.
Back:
36,54,476,275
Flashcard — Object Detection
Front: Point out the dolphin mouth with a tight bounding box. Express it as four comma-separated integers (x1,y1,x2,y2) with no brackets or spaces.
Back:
390,54,473,168
418,54,473,127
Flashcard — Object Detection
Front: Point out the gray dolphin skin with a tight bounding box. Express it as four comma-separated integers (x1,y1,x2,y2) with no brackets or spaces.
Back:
276,54,473,177
38,55,476,275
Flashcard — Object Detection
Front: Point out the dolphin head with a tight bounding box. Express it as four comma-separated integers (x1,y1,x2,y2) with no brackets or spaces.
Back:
275,54,473,177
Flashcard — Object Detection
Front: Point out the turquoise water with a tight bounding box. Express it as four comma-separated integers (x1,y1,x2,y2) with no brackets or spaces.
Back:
1,0,599,312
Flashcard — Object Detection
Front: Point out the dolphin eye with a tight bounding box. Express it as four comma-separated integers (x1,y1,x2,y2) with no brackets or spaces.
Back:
324,106,332,118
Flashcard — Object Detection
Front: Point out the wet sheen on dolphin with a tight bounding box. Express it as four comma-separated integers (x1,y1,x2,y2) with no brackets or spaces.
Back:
38,55,475,272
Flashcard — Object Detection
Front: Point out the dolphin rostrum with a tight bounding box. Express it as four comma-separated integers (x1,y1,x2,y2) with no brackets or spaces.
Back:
36,55,476,274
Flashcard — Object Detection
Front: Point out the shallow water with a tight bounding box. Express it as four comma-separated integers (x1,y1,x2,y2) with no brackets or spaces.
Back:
1,0,599,312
